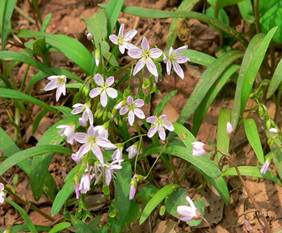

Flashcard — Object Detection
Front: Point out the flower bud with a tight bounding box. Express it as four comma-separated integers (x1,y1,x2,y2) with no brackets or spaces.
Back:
260,160,270,175
192,141,206,156
269,128,278,133
226,121,234,135
95,48,100,67
129,175,138,200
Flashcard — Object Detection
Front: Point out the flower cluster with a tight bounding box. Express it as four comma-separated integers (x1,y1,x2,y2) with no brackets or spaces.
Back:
43,24,191,199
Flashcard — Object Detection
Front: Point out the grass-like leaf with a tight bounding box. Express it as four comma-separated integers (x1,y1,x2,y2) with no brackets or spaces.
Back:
139,184,178,224
182,49,216,67
104,0,124,32
267,58,282,98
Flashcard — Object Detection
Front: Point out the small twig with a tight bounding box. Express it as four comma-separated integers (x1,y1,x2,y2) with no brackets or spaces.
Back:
15,6,36,25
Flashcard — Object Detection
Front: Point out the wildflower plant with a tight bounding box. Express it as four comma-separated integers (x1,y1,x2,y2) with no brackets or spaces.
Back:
1,0,282,232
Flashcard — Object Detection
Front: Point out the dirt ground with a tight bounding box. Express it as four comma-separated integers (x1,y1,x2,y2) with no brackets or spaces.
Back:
1,0,282,232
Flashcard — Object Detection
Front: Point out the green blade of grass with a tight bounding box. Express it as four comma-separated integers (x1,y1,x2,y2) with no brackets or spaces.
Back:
178,51,243,124
182,49,216,67
231,27,277,129
104,0,124,32
139,184,178,224
267,58,282,98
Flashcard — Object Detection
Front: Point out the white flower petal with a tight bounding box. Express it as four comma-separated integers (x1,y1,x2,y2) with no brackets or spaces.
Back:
128,48,142,59
105,168,112,185
147,126,158,138
158,126,166,140
134,99,144,107
44,80,57,91
150,48,162,59
175,45,188,53
96,137,116,150
124,29,137,41
128,110,135,126
106,87,118,99
146,58,158,77
120,106,129,115
146,116,157,124
176,55,189,64
133,59,146,76
77,143,91,156
74,133,88,143
94,73,104,86
89,87,102,98
71,103,84,114
119,45,126,54
56,85,65,101
100,91,108,107
134,108,145,119
109,34,118,45
91,145,104,164
173,62,184,79
118,24,125,37
86,108,94,125
166,60,172,75
141,37,149,50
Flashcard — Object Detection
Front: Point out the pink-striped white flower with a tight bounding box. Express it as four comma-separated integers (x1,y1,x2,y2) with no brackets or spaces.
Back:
226,122,234,135
0,183,5,204
177,196,200,222
117,96,145,126
109,24,137,54
104,159,123,185
260,160,270,175
71,103,94,126
57,124,75,144
128,37,162,77
192,141,206,156
44,75,67,101
75,167,95,198
89,74,118,107
146,115,174,141
74,126,116,164
163,46,189,79
126,143,140,159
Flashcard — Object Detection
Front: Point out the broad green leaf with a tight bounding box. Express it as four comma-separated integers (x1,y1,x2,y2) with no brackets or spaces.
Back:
172,123,229,202
206,7,229,26
154,90,177,116
165,188,205,226
123,6,247,44
49,222,71,233
244,119,265,164
1,0,17,49
0,128,31,175
0,145,70,176
208,0,244,8
111,161,132,233
166,0,200,48
0,51,82,83
85,10,107,47
31,117,77,200
192,65,239,134
182,49,216,67
104,0,124,32
222,166,281,184
7,199,38,233
267,58,282,98
232,27,277,128
51,165,80,216
139,184,178,224
215,109,231,164
260,1,282,43
238,0,254,23
179,51,243,124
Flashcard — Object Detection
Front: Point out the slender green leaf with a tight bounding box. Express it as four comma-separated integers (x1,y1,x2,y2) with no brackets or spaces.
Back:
208,0,244,8
244,119,265,164
123,6,247,44
272,148,282,181
179,51,243,124
267,58,282,98
49,222,71,233
182,49,216,67
0,128,31,174
0,145,70,176
192,64,239,134
166,0,200,48
232,27,277,128
238,0,254,23
222,166,281,184
7,199,38,233
41,13,52,32
154,90,177,115
139,184,178,224
105,0,124,32
1,0,17,49
215,109,231,164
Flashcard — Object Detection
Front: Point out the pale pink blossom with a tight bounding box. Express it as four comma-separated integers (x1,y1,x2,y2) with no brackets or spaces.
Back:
112,146,123,161
117,96,145,126
163,46,189,79
129,175,138,200
74,126,116,164
104,159,123,186
71,103,93,126
146,115,174,140
109,24,137,54
192,141,206,156
75,167,94,198
260,160,270,175
128,37,162,77
89,74,117,107
177,196,200,222
226,122,234,135
44,75,67,101
57,124,75,144
0,183,5,204
126,143,140,159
